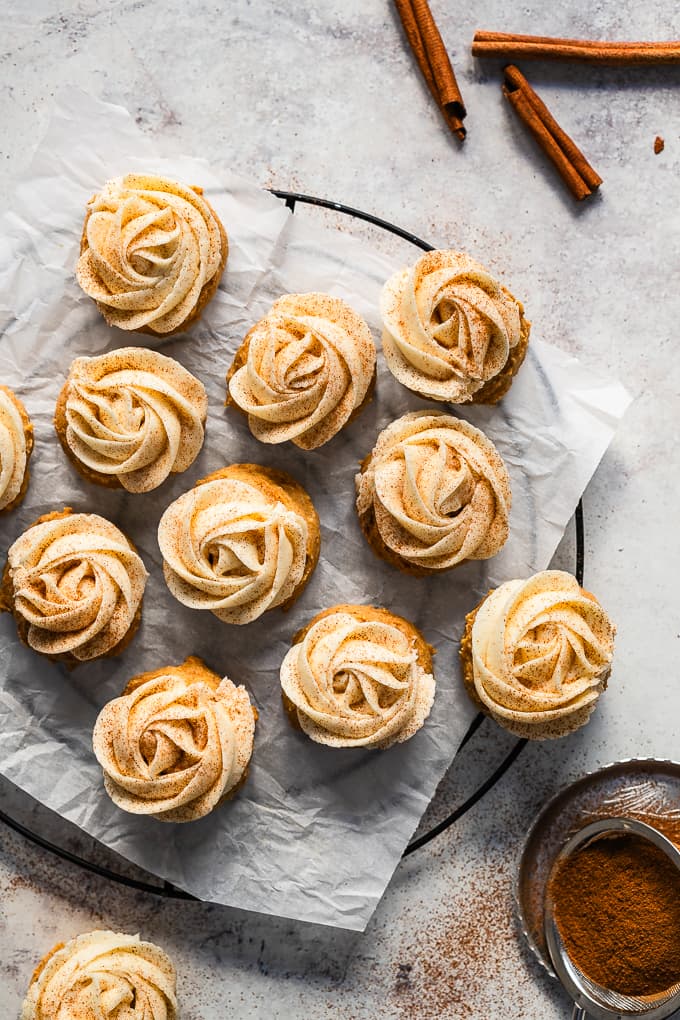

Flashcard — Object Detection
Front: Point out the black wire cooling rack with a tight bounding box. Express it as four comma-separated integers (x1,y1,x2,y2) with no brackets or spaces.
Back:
0,190,585,898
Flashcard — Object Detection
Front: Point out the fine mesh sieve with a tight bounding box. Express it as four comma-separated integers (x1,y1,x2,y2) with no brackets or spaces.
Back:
544,817,680,1020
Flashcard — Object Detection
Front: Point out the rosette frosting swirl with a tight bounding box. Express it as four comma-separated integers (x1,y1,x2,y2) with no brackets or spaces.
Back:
58,348,207,492
158,469,312,624
93,659,256,822
76,173,226,334
7,511,148,661
281,606,435,748
470,571,615,738
0,386,28,511
228,293,376,449
356,410,511,571
381,250,527,403
21,930,177,1020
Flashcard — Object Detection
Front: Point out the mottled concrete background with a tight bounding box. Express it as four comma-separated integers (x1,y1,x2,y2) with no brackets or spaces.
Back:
1,1,679,1017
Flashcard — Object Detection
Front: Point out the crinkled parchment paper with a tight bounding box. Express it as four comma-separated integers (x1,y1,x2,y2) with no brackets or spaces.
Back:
0,92,631,930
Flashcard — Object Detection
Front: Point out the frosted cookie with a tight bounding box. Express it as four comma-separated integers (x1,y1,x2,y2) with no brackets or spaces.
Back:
21,930,177,1019
1,509,147,663
158,464,320,624
55,347,207,492
227,292,376,449
93,656,257,822
76,172,227,335
459,571,615,738
381,250,530,404
0,384,33,512
356,410,511,575
281,604,435,748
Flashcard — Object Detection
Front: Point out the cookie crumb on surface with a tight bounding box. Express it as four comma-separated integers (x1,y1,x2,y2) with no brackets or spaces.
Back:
654,136,665,154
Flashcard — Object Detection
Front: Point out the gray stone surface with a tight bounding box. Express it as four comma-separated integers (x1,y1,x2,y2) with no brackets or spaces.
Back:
1,1,678,1016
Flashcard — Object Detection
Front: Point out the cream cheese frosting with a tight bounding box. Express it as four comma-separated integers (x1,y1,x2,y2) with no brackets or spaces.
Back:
281,607,435,748
76,173,226,334
93,661,255,822
470,570,615,738
356,410,511,571
228,292,376,449
158,472,310,624
7,512,148,660
21,930,177,1020
59,347,207,492
0,386,27,510
381,250,526,403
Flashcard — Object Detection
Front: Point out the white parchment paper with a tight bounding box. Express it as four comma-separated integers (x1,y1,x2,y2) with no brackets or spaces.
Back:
0,91,631,930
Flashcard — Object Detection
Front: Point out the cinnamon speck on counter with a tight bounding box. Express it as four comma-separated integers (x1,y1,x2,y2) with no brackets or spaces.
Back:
389,868,528,1018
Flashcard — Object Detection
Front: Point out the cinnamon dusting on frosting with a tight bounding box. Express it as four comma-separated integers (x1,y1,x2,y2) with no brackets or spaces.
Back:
461,570,615,738
21,930,177,1019
76,173,227,335
356,410,511,573
55,347,207,492
158,464,319,624
93,656,256,822
4,509,147,661
381,250,529,404
281,604,435,748
228,292,376,449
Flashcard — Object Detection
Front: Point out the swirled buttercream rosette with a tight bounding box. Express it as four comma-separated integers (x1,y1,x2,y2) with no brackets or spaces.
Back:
0,384,33,512
459,570,616,739
356,410,511,575
1,509,148,662
380,250,530,404
158,464,320,625
21,930,177,1020
55,347,207,492
280,604,436,749
227,292,377,449
76,172,228,336
93,656,257,822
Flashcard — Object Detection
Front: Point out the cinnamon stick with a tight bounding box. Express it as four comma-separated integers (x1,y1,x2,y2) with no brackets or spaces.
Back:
502,66,601,200
473,31,680,66
394,0,467,139
504,65,601,191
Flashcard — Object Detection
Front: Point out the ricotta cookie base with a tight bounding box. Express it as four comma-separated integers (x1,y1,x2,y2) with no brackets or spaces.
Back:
79,184,228,338
0,384,34,513
0,508,143,666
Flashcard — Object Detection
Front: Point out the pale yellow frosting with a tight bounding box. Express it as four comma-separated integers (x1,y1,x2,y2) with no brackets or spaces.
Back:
7,513,148,660
76,173,225,333
281,609,435,748
228,293,376,449
93,667,255,822
471,571,615,738
381,250,524,403
158,475,309,624
61,348,207,492
356,410,511,570
21,930,177,1020
0,387,27,510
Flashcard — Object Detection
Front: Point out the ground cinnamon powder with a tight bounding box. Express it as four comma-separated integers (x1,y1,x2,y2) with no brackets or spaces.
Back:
550,833,680,996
